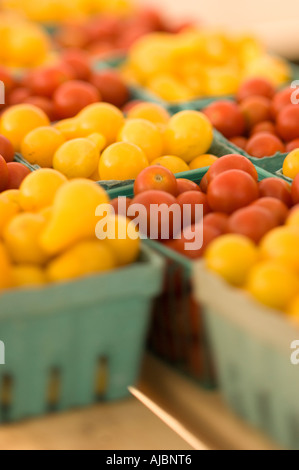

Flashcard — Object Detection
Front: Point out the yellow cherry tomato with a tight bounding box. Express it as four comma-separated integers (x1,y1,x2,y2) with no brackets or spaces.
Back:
54,118,83,141
189,154,218,170
287,207,299,227
0,197,20,236
78,103,125,145
99,142,148,181
283,149,299,179
164,111,213,163
148,75,192,102
53,138,99,179
118,118,163,162
205,234,259,287
21,126,66,168
260,227,299,273
12,265,47,288
247,261,299,310
19,169,67,212
87,133,107,153
287,295,299,324
0,242,12,289
0,105,50,151
151,156,189,174
127,102,170,126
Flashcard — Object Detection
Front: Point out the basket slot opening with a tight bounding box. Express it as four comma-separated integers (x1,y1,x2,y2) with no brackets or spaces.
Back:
95,357,108,401
47,368,61,411
1,374,13,422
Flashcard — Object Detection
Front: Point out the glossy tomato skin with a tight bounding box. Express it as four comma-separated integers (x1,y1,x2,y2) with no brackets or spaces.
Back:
276,105,299,141
253,197,289,225
206,154,258,183
200,174,209,193
237,78,275,102
250,121,276,136
53,80,100,119
229,136,248,150
207,169,259,214
168,224,220,260
286,139,299,153
240,96,272,129
228,206,277,243
259,178,292,207
177,191,211,227
292,174,299,204
271,87,294,118
6,162,31,190
246,132,285,158
134,166,177,196
203,212,229,235
203,100,246,138
26,66,73,98
176,179,201,195
90,70,130,108
0,135,14,163
131,190,178,239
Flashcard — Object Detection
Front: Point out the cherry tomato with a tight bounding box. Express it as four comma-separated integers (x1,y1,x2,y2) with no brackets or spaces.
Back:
271,87,294,118
168,224,220,260
0,66,16,94
122,100,144,114
259,177,292,207
277,105,299,141
55,23,90,49
6,162,31,190
53,80,100,119
286,139,299,153
207,169,259,213
250,121,276,136
26,66,73,98
131,190,178,239
86,15,121,43
24,96,56,121
200,174,209,193
134,165,178,196
0,155,8,191
8,87,31,106
228,206,277,243
203,212,229,235
177,191,210,227
203,100,246,138
0,135,14,163
61,49,91,81
229,136,248,150
90,70,130,108
237,78,275,102
110,197,132,218
253,197,289,225
176,179,201,195
206,154,258,183
240,96,272,129
292,174,299,205
246,132,285,158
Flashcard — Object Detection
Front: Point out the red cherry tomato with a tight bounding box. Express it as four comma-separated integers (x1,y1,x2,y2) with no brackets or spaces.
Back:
86,15,121,43
110,196,132,218
24,96,56,121
229,136,248,151
26,66,73,98
286,139,299,153
292,174,299,205
6,162,31,190
122,100,144,114
0,66,16,94
250,121,276,136
134,165,178,196
240,96,272,129
200,174,209,193
228,206,277,243
259,177,292,207
206,154,258,183
177,191,210,227
271,87,294,118
203,100,246,138
203,212,229,235
207,169,259,213
131,190,178,239
176,179,201,195
253,197,288,225
168,224,220,259
0,135,14,163
53,80,100,119
90,70,130,108
0,155,8,191
246,132,285,158
61,49,91,81
8,87,31,106
276,105,299,141
237,78,275,102
54,23,90,49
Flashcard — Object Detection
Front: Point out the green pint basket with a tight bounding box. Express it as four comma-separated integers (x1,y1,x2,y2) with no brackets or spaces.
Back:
0,245,164,422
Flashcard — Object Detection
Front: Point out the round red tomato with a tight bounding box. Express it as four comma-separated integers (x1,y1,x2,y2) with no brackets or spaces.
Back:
237,78,275,102
200,174,209,193
286,139,299,153
130,190,178,239
240,96,272,129
55,23,90,49
292,174,299,205
207,169,259,213
177,191,210,227
253,197,288,225
6,162,31,190
271,87,294,118
228,206,277,243
53,80,100,119
90,70,130,108
0,66,16,94
134,166,178,196
61,49,91,81
229,136,248,150
206,154,258,183
203,212,229,235
26,65,73,98
276,105,299,141
0,155,8,191
203,100,246,138
110,196,132,218
0,135,14,163
259,178,292,207
246,132,285,158
168,224,220,260
24,96,56,121
176,179,201,195
7,87,31,106
250,121,276,136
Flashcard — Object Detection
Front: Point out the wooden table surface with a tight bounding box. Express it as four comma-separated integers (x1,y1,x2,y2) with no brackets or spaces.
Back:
0,355,279,450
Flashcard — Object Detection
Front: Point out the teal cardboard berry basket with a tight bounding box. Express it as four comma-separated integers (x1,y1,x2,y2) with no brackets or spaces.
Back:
193,261,299,450
107,165,278,388
0,244,164,422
